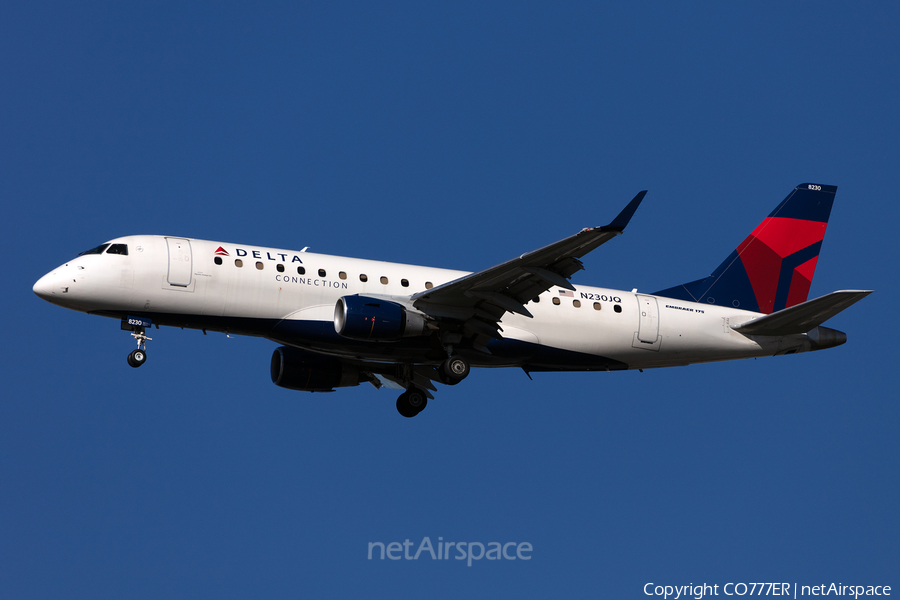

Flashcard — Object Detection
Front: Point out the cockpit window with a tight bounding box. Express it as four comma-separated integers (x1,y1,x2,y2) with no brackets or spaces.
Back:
78,244,110,256
106,244,128,255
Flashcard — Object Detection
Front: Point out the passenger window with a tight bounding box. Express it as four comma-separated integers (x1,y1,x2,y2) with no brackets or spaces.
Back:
318,269,326,277
106,244,128,255
401,279,409,287
235,259,243,267
78,244,110,256
552,297,561,305
614,304,622,313
360,274,368,282
573,300,581,308
214,257,223,265
256,262,264,270
593,302,602,310
425,282,433,289
339,271,347,280
297,266,305,275
276,264,284,272
380,276,389,284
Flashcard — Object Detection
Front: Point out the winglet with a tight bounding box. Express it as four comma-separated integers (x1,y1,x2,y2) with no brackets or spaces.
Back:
605,191,647,231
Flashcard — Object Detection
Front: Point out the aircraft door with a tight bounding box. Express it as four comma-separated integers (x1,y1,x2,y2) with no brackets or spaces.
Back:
636,294,659,344
166,238,193,287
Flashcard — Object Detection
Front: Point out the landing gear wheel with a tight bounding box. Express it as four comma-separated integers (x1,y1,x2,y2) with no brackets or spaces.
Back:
440,355,469,385
437,369,455,385
396,388,428,418
126,323,152,369
127,349,147,368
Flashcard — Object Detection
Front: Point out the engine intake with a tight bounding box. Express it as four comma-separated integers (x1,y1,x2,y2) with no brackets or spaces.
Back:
334,295,426,341
270,346,359,392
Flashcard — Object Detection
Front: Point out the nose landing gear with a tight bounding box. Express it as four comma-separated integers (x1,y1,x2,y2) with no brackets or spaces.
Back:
126,326,152,368
127,348,147,368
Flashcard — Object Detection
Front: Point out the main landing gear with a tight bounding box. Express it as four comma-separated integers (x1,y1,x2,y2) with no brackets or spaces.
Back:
395,355,470,418
126,326,152,368
438,355,470,385
396,388,428,418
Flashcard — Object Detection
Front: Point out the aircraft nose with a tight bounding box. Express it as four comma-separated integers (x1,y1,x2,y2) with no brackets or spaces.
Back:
33,270,65,302
33,272,53,299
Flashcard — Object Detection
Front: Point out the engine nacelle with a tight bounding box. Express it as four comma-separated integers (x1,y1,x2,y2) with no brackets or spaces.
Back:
334,295,427,341
270,346,360,392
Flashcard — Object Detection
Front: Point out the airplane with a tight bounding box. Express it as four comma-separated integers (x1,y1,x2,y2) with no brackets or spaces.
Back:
33,183,871,417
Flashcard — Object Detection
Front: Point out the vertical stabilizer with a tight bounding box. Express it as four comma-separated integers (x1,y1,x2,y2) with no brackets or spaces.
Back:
654,183,836,314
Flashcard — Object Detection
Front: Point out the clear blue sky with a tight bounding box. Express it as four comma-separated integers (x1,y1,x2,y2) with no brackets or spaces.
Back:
2,2,897,598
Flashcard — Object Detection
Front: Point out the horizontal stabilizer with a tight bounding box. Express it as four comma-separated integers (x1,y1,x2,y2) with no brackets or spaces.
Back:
733,290,872,336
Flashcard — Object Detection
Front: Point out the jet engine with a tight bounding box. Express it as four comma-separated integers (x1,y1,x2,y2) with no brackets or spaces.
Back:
270,346,360,392
334,295,427,341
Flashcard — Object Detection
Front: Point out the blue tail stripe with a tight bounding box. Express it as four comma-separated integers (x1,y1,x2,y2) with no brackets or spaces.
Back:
771,241,822,312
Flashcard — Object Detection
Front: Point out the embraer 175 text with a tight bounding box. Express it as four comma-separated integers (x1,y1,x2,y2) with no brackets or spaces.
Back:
34,184,871,417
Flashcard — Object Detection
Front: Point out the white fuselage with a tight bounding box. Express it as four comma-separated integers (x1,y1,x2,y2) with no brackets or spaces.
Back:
33,235,819,371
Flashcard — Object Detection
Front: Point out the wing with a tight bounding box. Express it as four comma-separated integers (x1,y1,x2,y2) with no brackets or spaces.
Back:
411,191,646,348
